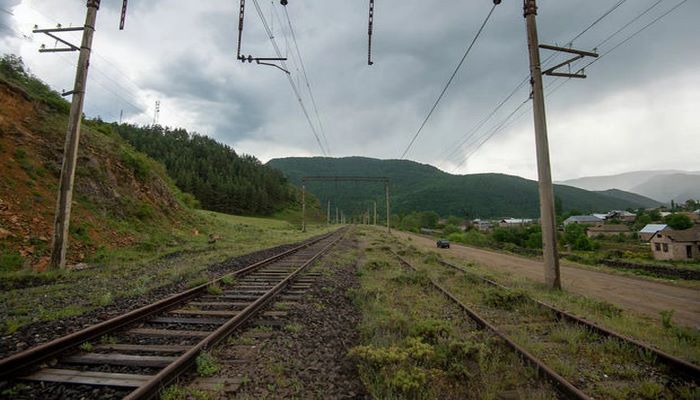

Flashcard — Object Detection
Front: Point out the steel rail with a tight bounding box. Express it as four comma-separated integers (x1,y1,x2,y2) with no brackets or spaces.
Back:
0,231,337,380
389,250,591,400
435,258,700,383
125,231,345,399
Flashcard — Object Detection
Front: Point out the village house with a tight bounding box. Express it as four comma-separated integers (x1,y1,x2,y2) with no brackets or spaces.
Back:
639,224,667,241
563,215,603,227
586,224,630,238
498,218,533,228
472,219,492,232
649,225,700,261
608,210,636,223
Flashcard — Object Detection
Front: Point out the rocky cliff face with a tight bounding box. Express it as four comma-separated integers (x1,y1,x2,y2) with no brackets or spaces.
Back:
0,79,189,271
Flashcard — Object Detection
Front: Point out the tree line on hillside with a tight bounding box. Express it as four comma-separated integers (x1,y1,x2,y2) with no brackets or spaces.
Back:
113,125,296,216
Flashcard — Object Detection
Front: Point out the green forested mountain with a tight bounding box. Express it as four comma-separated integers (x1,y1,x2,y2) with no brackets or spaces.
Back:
267,157,661,219
114,125,296,215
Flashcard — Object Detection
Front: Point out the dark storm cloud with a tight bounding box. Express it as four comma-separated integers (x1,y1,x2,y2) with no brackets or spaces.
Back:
4,0,700,178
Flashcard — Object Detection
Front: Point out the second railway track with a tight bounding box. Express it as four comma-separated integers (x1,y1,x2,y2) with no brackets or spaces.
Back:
0,229,345,399
389,246,699,399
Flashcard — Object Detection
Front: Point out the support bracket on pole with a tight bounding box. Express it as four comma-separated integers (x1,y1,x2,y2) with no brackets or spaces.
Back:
236,0,288,71
33,26,83,52
538,44,598,79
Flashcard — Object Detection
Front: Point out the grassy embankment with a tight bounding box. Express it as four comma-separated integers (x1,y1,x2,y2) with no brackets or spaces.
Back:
0,211,336,334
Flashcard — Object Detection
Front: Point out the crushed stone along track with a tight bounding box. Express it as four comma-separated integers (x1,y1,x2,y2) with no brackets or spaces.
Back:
0,229,345,399
390,247,700,400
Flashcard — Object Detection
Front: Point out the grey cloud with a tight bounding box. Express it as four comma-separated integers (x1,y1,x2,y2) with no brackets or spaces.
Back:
5,0,700,179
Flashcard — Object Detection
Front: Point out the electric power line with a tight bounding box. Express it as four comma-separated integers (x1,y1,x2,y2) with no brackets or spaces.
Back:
439,0,653,168
399,2,499,159
251,0,328,156
282,5,331,155
452,0,689,172
567,0,628,45
576,0,688,74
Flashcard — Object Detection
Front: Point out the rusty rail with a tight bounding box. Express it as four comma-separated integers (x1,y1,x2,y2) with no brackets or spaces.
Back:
124,231,345,399
435,258,700,383
0,230,338,380
390,250,591,400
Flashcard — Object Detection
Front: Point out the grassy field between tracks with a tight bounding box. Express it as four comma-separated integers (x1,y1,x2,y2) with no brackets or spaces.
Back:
393,247,698,398
357,228,699,399
349,232,557,399
368,228,700,365
0,210,336,334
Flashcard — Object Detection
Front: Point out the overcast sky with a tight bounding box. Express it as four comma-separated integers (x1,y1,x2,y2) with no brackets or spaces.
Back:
1,0,698,181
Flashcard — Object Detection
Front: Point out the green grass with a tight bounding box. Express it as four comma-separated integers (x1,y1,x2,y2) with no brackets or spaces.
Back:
195,351,220,377
349,241,557,399
380,228,700,367
381,231,700,399
0,210,335,333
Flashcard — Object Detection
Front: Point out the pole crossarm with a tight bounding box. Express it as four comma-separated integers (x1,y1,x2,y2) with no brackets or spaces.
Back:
33,26,84,52
538,44,598,79
236,0,288,68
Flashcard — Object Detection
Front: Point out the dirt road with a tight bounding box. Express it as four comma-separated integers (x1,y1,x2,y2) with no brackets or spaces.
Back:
392,230,700,328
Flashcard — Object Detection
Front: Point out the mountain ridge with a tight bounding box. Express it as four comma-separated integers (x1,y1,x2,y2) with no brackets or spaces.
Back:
559,170,700,203
268,157,661,218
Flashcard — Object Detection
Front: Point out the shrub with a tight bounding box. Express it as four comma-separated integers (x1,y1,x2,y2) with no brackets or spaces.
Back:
0,251,24,272
482,288,529,311
195,352,220,377
664,214,693,230
120,148,150,180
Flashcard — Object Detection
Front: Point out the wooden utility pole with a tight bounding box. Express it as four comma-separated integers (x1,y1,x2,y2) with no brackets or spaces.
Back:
301,184,306,232
524,0,559,289
46,0,100,269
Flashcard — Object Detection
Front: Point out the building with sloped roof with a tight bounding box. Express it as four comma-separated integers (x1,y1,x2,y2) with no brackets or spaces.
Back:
639,224,667,241
563,215,603,226
649,225,700,261
587,224,630,238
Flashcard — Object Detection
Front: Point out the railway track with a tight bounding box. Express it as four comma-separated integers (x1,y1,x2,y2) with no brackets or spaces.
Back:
0,230,344,399
389,248,700,400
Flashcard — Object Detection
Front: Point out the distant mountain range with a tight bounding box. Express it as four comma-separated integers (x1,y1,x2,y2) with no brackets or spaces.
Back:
559,170,700,204
268,157,662,218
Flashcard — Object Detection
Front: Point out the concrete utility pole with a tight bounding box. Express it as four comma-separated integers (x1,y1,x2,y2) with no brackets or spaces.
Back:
327,200,331,225
301,184,306,232
335,207,339,224
373,201,377,225
46,0,100,269
385,182,391,233
524,0,560,289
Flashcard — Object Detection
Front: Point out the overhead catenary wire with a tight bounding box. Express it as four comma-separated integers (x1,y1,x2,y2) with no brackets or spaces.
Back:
282,5,331,155
399,2,499,160
251,0,328,156
567,0,629,45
